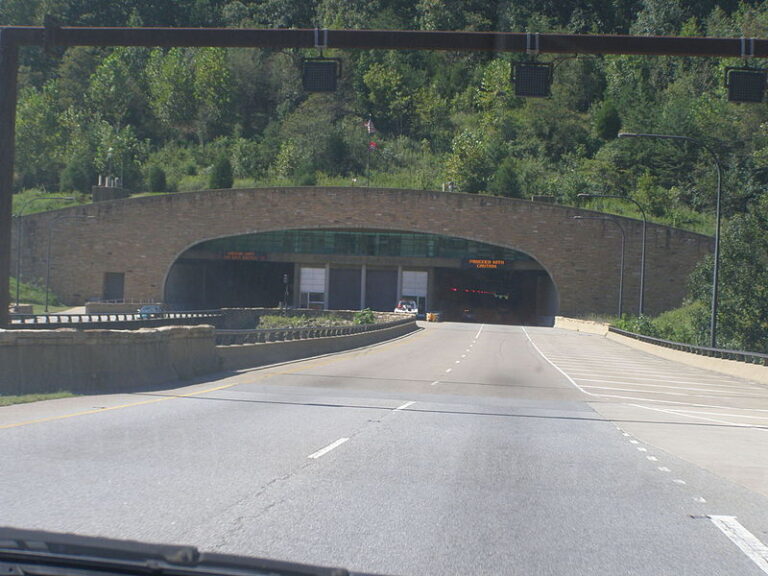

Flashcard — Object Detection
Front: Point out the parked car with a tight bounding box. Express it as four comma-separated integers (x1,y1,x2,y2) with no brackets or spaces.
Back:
394,299,418,314
137,304,165,319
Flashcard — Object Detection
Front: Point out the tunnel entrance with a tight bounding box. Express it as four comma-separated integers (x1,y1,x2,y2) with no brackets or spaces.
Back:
434,267,555,325
164,229,559,325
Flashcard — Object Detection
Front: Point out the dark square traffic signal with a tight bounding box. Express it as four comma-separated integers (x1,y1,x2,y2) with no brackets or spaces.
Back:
513,63,553,98
302,59,340,92
726,68,767,103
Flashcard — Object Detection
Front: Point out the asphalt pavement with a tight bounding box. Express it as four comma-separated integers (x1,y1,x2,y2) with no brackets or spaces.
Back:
2,322,768,575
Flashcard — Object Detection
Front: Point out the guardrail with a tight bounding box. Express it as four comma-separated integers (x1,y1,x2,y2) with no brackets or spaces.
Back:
8,310,223,330
608,326,768,366
216,316,416,345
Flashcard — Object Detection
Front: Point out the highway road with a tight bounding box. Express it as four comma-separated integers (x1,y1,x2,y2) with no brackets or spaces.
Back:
2,322,768,575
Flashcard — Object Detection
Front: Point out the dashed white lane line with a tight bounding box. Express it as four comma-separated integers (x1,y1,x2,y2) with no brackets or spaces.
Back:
445,368,452,374
673,479,687,485
394,401,415,411
694,496,707,503
455,360,461,364
629,440,639,444
430,381,439,386
709,516,768,574
647,456,658,462
474,324,485,339
308,437,349,459
461,354,467,358
658,466,671,472
637,447,648,452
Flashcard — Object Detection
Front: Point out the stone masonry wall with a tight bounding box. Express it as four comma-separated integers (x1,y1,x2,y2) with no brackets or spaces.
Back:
10,187,713,317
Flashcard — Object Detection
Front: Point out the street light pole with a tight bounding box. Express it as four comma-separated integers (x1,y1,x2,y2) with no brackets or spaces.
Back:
577,193,646,316
572,216,626,318
45,214,93,313
617,132,722,348
13,195,74,308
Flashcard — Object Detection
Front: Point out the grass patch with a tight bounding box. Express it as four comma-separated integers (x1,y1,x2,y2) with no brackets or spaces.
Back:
9,276,69,312
12,189,88,215
0,391,76,407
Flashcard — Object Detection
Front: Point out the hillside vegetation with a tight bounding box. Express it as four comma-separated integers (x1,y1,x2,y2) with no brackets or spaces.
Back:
5,0,768,351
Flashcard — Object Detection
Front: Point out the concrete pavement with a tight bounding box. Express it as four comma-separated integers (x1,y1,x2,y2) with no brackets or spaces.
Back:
2,323,768,575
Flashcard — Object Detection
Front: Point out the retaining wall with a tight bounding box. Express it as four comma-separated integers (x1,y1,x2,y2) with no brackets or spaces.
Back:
0,320,419,396
0,325,220,395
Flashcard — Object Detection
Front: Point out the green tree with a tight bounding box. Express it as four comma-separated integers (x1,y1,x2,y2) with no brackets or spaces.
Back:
146,48,196,138
147,166,167,193
593,99,622,140
15,84,65,189
488,157,523,198
209,155,234,189
445,129,491,194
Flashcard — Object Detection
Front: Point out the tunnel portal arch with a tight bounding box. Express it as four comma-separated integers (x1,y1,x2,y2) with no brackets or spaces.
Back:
164,228,560,325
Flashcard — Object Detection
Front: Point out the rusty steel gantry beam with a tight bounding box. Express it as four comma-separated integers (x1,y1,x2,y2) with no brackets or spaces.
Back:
1,25,767,326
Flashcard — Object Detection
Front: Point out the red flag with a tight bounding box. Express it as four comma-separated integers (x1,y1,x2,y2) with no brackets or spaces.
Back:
368,140,378,150
365,118,376,134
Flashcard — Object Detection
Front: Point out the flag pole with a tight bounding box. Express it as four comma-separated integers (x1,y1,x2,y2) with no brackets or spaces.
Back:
365,116,375,188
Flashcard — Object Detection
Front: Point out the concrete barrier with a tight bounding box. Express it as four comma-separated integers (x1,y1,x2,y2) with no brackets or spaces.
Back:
606,331,768,386
218,320,419,371
0,325,220,395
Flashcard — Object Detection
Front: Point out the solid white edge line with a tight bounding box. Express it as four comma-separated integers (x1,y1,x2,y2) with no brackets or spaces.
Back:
394,401,415,411
307,437,349,459
709,516,768,574
521,327,593,396
475,324,485,339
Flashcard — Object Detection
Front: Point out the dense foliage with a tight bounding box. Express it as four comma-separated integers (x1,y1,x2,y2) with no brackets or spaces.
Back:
5,0,768,350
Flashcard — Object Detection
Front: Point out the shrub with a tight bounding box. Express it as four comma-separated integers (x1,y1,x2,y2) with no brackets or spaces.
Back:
147,165,167,192
209,155,234,189
353,308,376,325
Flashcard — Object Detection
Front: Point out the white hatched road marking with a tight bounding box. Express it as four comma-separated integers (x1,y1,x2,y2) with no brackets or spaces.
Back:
576,378,759,392
709,516,768,574
522,328,768,425
394,401,415,411
308,437,349,459
582,385,688,396
630,403,768,430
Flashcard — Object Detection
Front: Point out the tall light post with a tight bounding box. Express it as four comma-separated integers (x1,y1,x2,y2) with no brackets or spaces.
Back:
13,195,73,308
572,215,626,318
45,214,93,313
577,193,646,316
617,132,722,348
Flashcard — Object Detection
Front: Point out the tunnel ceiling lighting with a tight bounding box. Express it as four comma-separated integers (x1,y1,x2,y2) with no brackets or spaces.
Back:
513,62,553,98
725,67,767,103
302,58,341,92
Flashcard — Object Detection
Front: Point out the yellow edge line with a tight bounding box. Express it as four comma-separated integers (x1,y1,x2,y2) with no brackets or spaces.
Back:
0,326,425,430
